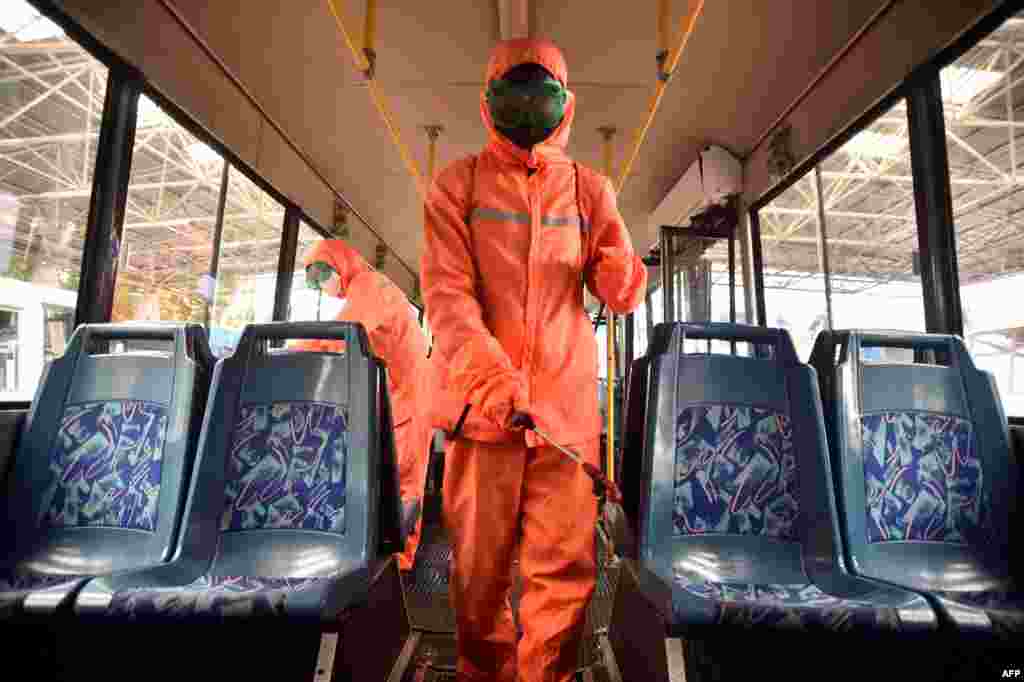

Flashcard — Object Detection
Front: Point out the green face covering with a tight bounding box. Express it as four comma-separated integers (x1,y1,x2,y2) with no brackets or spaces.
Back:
486,76,567,145
306,262,335,290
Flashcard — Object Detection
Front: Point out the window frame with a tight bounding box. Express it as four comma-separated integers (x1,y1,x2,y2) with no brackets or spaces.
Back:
748,1,1024,422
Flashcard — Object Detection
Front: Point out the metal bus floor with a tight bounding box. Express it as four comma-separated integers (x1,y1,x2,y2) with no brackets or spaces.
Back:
399,492,621,680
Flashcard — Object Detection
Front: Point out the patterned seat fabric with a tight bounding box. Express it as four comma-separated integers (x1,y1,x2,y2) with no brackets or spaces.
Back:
46,400,168,532
2,400,168,617
862,411,988,545
104,401,350,620
670,404,911,632
221,402,348,533
674,405,799,538
672,572,900,631
107,575,337,620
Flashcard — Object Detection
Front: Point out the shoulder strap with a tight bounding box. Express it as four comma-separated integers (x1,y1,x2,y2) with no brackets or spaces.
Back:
575,162,591,254
465,154,479,224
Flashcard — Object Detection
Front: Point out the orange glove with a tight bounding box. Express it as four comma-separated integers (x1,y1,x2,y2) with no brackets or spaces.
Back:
469,371,529,431
592,246,635,294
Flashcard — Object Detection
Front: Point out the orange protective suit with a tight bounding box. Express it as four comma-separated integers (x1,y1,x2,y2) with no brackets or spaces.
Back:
294,240,431,571
421,38,647,682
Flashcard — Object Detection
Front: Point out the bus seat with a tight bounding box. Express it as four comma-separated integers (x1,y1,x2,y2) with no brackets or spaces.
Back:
610,322,937,639
73,322,406,624
0,323,213,618
810,330,1022,637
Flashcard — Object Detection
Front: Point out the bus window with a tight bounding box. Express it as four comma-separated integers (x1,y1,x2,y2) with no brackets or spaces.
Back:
0,0,107,399
759,174,829,361
288,221,344,322
209,169,284,356
759,100,928,361
111,95,222,329
820,100,927,335
0,308,19,392
941,8,1024,417
43,304,74,363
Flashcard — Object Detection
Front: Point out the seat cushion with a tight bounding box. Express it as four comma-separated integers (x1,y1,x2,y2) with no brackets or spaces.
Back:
107,575,338,620
934,589,1024,637
0,573,91,617
674,405,799,538
45,400,168,532
671,576,901,632
862,411,988,544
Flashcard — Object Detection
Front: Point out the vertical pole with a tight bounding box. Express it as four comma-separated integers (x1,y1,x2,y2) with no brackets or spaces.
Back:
624,313,635,382
676,261,683,322
363,0,377,58
1006,46,1017,184
272,205,301,323
599,126,618,483
425,125,443,180
657,0,671,60
205,163,231,326
728,232,736,354
749,209,768,326
645,287,654,339
735,197,755,323
728,234,736,324
907,68,963,336
660,227,674,324
74,66,140,327
814,165,834,330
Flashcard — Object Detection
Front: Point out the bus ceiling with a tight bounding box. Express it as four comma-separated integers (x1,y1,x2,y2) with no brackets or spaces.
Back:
41,1,1001,285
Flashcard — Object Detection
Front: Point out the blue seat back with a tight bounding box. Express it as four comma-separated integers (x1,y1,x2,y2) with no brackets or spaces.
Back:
2,323,212,576
172,321,401,580
810,330,1017,592
634,322,847,590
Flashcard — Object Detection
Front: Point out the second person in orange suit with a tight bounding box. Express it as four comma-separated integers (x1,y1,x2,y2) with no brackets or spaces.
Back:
421,38,647,682
294,240,432,571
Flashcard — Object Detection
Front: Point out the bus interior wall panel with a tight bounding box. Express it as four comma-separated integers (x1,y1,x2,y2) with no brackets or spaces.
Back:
744,0,1001,205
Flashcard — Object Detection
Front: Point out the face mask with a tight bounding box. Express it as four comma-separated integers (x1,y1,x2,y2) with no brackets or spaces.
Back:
306,262,334,290
306,262,342,298
486,76,567,146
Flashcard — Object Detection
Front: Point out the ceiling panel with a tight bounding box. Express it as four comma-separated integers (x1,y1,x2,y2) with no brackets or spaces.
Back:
57,0,992,289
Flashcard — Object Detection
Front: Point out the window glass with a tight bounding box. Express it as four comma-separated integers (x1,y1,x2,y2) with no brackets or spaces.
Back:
0,2,107,399
43,303,74,363
112,95,222,328
288,220,344,322
708,251,747,325
941,10,1024,416
209,169,284,356
819,101,927,335
0,308,20,392
757,174,829,361
758,101,928,362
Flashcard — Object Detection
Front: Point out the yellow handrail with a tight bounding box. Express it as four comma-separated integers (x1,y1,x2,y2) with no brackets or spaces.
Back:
615,0,705,194
326,0,426,197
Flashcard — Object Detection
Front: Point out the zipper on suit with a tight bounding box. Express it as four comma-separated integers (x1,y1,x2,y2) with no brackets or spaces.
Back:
524,167,540,405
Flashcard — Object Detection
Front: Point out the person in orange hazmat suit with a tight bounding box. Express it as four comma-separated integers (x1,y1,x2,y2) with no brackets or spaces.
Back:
420,38,647,682
294,240,432,572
